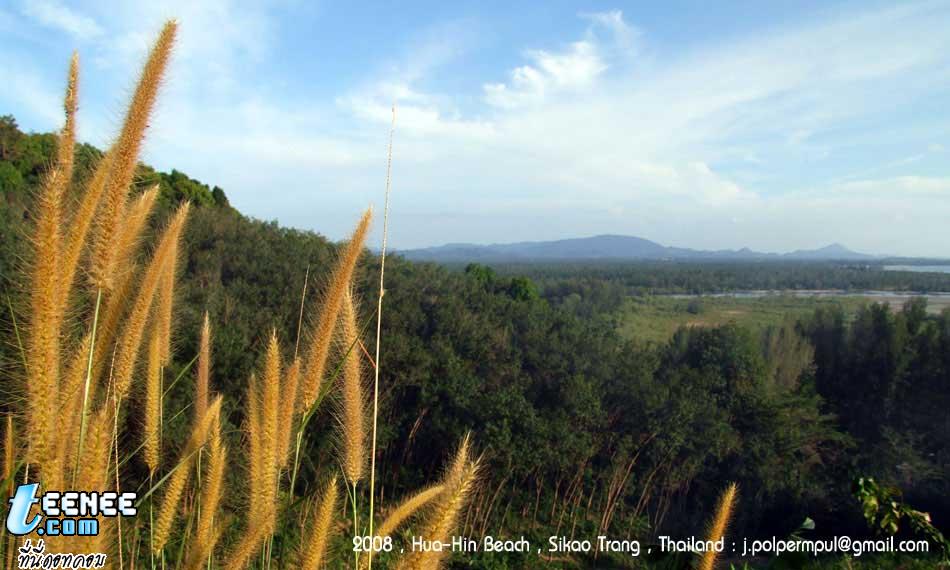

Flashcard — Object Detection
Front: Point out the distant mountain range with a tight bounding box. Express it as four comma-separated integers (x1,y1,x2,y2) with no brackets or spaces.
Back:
400,235,876,263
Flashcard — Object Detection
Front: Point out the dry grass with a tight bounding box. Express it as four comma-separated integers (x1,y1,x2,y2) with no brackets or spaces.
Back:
698,482,739,570
340,287,366,484
300,209,372,410
185,417,226,568
298,476,339,568
89,20,176,291
144,324,162,474
195,312,212,422
376,485,445,539
11,20,481,570
398,435,480,570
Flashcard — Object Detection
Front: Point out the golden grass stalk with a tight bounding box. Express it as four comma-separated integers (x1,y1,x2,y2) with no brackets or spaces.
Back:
368,104,396,569
114,185,161,280
57,52,78,185
300,209,372,410
76,406,113,494
84,186,160,385
73,406,114,556
278,357,300,468
222,524,267,569
399,436,478,570
89,20,176,290
375,485,444,539
184,417,225,569
113,202,190,400
261,331,282,506
24,55,83,487
340,288,365,484
55,332,90,473
155,225,182,365
153,396,222,553
698,482,739,570
3,415,14,498
298,476,339,569
246,373,263,522
144,325,162,474
26,165,66,487
195,312,212,422
59,151,112,313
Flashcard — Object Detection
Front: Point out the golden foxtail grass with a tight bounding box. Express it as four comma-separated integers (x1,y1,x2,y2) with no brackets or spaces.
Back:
153,396,222,553
375,484,444,539
113,202,190,400
298,476,339,569
184,417,225,570
246,372,263,522
195,312,212,422
2,415,13,498
340,287,366,484
89,20,176,291
398,435,480,570
278,357,300,468
698,482,739,570
260,331,282,510
300,209,372,410
58,151,112,314
25,52,83,487
13,22,486,570
144,324,162,474
155,223,182,365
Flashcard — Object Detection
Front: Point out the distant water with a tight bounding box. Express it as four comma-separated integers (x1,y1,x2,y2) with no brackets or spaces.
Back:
884,265,950,274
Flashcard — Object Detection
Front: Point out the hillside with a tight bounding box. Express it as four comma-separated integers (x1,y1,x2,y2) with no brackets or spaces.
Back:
402,233,875,262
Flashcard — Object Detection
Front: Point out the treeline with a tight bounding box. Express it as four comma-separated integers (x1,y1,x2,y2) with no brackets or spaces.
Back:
486,260,950,298
2,117,948,567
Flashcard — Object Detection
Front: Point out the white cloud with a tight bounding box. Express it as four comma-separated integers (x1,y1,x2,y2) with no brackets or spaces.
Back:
483,39,606,108
20,0,103,40
4,1,950,256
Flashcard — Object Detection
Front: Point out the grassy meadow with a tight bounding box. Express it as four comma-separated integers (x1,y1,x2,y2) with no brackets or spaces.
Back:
619,295,867,344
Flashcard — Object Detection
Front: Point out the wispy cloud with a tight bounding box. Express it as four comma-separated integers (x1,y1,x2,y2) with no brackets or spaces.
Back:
2,2,949,256
20,0,103,40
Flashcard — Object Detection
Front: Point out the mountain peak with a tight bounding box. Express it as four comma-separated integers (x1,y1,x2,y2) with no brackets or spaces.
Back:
402,235,874,263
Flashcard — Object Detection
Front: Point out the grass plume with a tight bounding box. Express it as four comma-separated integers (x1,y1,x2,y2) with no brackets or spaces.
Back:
153,396,222,553
195,312,212,422
144,325,162,474
376,485,444,539
59,152,112,313
27,167,66,486
184,417,226,569
298,476,339,569
261,331,282,511
340,288,365,484
399,435,479,570
113,202,190,400
278,357,299,468
3,415,14,498
698,482,739,570
89,20,176,290
300,209,372,410
155,224,182,365
246,373,263,523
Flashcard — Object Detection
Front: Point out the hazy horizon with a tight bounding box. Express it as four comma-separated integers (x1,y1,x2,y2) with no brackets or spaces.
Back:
2,0,949,256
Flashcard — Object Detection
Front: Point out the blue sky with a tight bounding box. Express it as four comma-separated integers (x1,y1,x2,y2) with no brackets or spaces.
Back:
1,1,949,256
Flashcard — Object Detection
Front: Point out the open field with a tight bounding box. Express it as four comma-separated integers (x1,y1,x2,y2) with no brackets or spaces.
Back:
617,293,950,343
